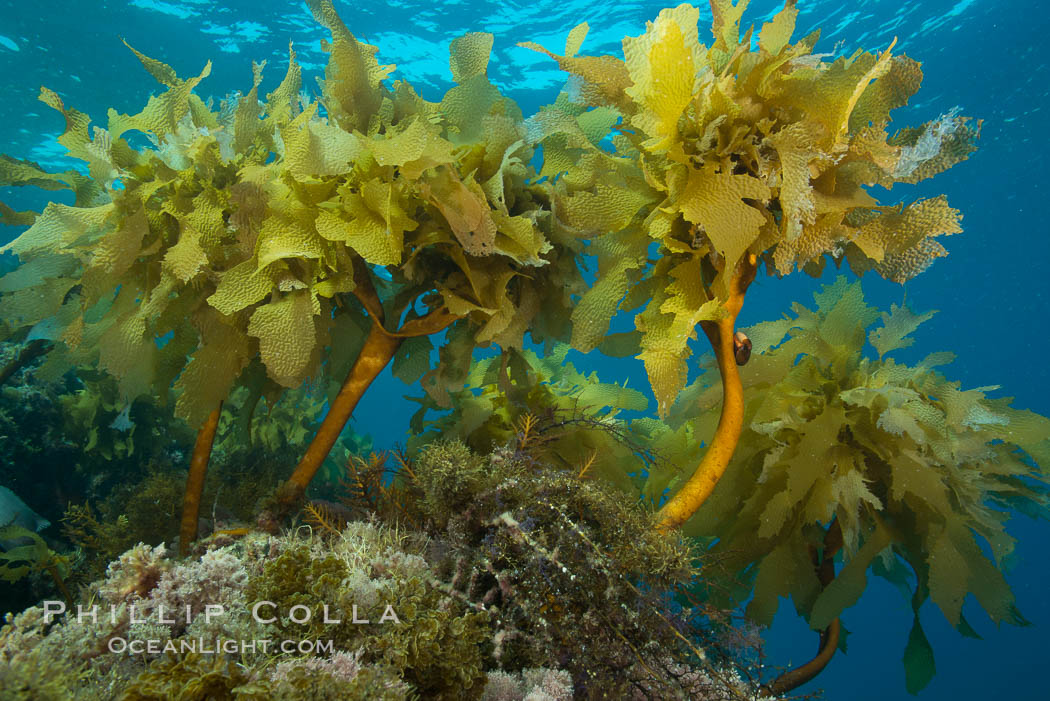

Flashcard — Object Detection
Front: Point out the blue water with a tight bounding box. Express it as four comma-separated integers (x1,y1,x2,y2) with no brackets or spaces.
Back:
1,1,1046,698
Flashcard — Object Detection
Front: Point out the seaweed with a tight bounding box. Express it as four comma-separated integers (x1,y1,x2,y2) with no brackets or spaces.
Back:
0,0,590,548
407,441,755,698
666,278,1050,692
0,524,73,610
523,0,980,529
407,344,664,495
0,1,1035,697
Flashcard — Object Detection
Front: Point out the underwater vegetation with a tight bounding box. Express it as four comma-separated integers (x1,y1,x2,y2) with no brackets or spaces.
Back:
520,0,978,532
0,444,770,699
664,279,1050,693
0,0,1043,697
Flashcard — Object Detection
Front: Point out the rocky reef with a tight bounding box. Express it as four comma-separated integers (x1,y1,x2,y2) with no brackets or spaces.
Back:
0,442,772,700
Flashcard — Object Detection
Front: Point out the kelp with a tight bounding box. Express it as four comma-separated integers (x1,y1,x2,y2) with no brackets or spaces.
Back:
0,0,586,525
408,344,668,495
666,278,1050,692
522,0,978,530
0,525,73,606
409,341,758,510
0,47,301,429
212,378,370,475
526,0,978,413
0,2,1035,696
1,1,979,524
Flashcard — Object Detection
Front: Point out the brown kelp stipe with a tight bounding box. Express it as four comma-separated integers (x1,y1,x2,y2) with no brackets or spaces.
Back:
179,403,222,557
765,521,845,695
279,321,402,506
277,266,458,508
655,254,758,532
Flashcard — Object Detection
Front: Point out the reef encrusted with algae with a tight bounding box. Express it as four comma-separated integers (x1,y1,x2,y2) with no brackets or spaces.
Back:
0,442,775,700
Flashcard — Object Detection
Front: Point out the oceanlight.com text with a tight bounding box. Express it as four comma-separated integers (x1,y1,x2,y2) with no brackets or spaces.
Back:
106,637,336,655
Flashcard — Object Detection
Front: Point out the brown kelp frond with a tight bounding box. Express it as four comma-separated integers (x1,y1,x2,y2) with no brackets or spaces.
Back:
669,277,1050,693
340,452,389,506
514,412,540,449
575,448,599,480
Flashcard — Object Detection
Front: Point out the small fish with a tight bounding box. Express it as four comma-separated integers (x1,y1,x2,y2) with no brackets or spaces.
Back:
0,486,50,533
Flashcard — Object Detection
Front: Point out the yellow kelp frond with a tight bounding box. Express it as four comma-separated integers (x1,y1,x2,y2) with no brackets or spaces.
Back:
847,195,962,282
174,311,253,428
265,43,304,128
305,0,394,133
527,2,977,411
0,272,77,333
36,87,94,162
407,344,657,496
207,259,271,316
1,202,113,257
869,302,937,359
437,38,520,149
637,257,727,415
9,97,109,203
849,55,924,131
758,0,798,56
517,37,631,110
675,163,770,278
525,97,635,194
709,0,751,54
281,103,363,177
316,178,415,266
108,45,213,139
123,40,181,87
423,168,499,255
449,32,494,83
0,201,38,227
568,229,644,352
248,290,322,388
96,288,157,402
559,182,651,235
889,109,982,183
0,27,318,418
771,42,897,153
229,60,267,155
368,116,455,178
255,210,327,269
623,4,707,151
1,154,73,193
